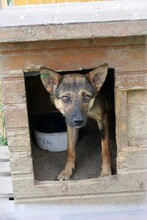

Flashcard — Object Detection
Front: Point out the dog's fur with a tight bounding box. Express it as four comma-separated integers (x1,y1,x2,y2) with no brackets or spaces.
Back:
40,64,111,181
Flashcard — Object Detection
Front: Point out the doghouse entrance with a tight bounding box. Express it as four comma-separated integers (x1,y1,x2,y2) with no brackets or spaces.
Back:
24,68,117,181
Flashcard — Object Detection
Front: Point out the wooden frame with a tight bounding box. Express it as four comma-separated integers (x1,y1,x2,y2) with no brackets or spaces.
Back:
0,36,146,204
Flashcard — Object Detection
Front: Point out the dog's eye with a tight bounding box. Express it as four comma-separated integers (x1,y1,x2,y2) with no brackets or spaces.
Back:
83,95,91,102
62,96,70,103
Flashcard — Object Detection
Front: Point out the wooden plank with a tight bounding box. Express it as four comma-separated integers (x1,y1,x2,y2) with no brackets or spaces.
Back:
0,36,146,53
115,71,147,90
10,150,33,175
118,147,147,171
17,192,147,206
0,22,147,43
0,44,147,73
6,128,31,151
12,171,147,200
115,89,128,151
1,76,26,104
0,2,147,42
13,0,28,6
127,90,147,147
4,104,29,129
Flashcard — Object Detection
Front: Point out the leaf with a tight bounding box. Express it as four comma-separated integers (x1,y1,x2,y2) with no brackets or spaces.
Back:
0,135,7,146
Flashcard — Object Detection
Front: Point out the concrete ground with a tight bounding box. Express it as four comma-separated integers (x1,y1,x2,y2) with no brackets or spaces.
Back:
32,126,117,181
0,199,147,220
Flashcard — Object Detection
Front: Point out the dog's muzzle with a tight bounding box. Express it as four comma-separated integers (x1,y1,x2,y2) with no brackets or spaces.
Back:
66,113,87,128
73,119,84,127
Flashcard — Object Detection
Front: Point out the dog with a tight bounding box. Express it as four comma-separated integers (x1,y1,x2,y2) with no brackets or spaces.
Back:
40,64,111,181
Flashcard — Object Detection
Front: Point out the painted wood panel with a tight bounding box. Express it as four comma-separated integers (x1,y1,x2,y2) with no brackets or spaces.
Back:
13,0,103,6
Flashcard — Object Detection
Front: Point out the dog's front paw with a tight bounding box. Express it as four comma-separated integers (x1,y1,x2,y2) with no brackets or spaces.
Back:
57,161,75,181
57,164,75,181
57,169,73,181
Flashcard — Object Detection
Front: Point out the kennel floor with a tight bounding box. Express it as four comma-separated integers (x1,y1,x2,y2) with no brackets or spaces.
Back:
32,130,116,181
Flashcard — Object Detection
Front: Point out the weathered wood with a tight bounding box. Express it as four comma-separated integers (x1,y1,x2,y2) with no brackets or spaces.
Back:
0,69,24,78
6,128,31,151
115,71,147,90
115,72,147,152
0,44,146,73
0,1,147,43
118,147,147,172
16,192,147,205
0,0,147,204
10,150,33,175
0,36,146,52
115,89,128,151
128,90,147,147
1,76,26,104
12,171,147,201
4,104,29,129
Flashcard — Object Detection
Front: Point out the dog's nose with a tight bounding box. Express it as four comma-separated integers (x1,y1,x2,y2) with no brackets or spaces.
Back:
73,120,84,127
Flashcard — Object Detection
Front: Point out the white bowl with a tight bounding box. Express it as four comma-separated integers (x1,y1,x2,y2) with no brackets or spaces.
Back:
33,112,67,152
34,130,67,152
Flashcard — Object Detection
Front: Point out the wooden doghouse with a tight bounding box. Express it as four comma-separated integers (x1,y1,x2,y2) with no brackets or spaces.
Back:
0,1,147,204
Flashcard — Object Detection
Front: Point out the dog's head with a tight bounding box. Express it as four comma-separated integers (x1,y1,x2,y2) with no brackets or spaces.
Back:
40,64,108,128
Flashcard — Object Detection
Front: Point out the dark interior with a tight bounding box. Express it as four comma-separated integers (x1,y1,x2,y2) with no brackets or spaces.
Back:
24,68,117,181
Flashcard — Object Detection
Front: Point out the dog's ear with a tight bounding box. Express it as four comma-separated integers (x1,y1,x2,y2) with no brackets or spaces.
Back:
40,67,61,95
86,64,108,92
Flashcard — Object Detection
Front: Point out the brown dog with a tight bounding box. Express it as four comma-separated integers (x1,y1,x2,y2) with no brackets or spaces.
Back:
40,64,111,180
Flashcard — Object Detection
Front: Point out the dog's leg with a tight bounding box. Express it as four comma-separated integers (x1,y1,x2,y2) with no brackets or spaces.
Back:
98,113,112,176
57,125,78,181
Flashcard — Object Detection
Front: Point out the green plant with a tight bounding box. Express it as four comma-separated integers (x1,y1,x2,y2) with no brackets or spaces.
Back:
0,82,7,146
0,135,7,145
0,105,7,146
7,0,12,6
